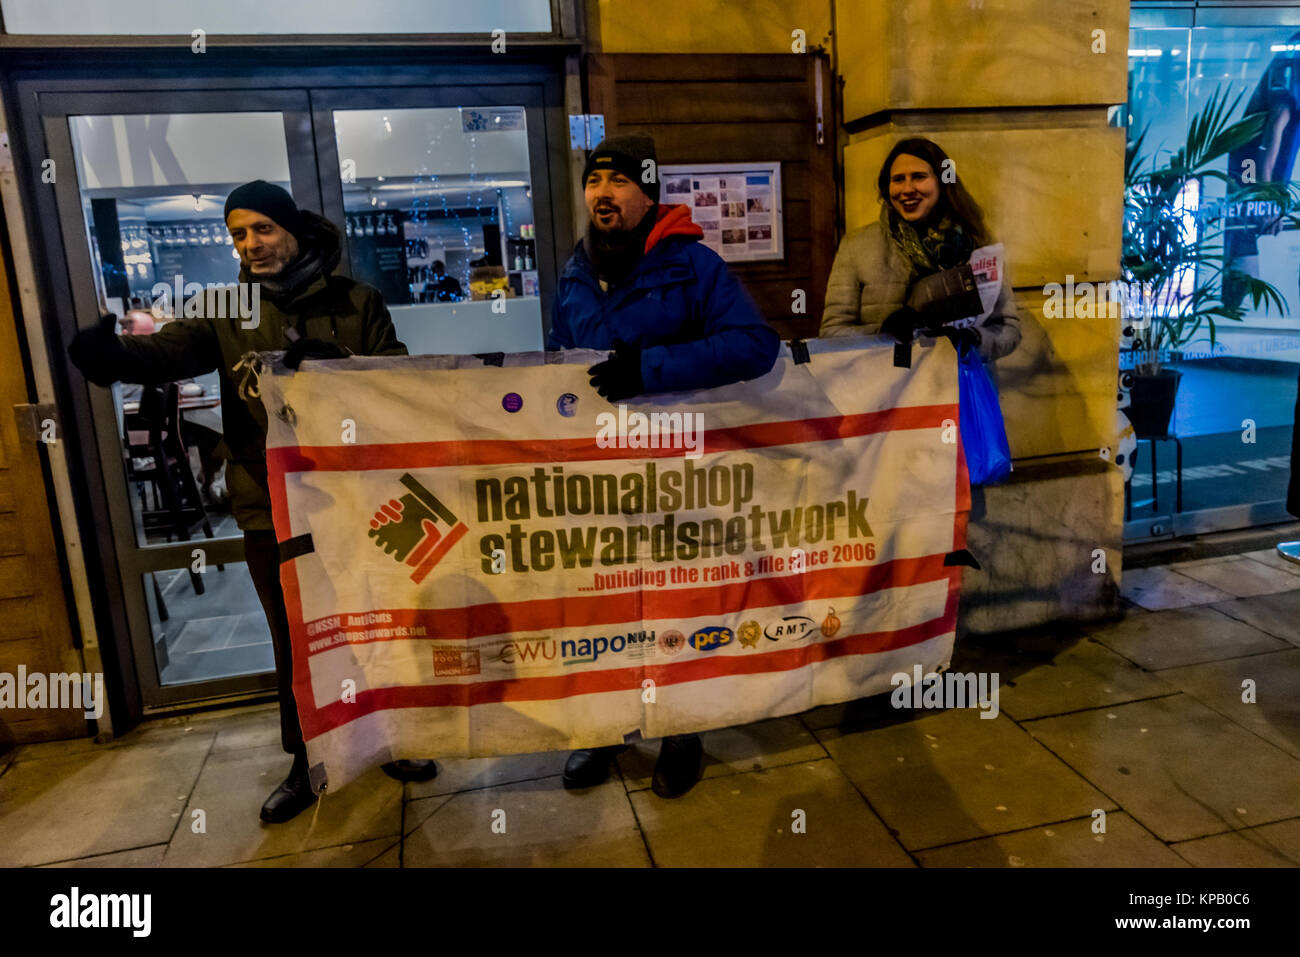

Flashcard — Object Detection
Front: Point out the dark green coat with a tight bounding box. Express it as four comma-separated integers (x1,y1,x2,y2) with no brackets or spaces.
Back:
116,269,406,531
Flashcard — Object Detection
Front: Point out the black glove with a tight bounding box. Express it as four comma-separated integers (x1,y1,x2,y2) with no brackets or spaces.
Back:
281,337,351,370
880,306,924,345
587,339,644,402
923,324,982,355
68,312,128,387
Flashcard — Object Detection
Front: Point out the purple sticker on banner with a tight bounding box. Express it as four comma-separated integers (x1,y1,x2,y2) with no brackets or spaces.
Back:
556,393,578,417
502,393,523,413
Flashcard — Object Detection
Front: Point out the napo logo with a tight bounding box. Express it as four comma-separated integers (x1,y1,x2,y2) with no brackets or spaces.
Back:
689,626,733,652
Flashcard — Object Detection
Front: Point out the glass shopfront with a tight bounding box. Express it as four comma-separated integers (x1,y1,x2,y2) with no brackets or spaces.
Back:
1125,16,1300,539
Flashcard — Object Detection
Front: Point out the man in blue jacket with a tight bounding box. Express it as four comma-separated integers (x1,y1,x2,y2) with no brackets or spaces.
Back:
548,133,779,797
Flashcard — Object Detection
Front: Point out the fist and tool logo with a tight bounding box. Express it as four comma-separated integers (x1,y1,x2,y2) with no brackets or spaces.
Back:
368,473,468,584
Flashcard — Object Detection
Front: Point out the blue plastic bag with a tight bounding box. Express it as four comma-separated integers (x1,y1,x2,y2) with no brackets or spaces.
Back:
957,345,1012,485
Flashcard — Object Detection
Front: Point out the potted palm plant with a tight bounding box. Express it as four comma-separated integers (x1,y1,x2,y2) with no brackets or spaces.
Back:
1122,86,1288,438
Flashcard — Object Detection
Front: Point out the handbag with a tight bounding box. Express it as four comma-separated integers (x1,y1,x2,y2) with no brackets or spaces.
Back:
957,344,1012,485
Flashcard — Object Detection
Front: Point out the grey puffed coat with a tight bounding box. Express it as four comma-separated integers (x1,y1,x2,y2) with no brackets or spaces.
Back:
819,206,1022,362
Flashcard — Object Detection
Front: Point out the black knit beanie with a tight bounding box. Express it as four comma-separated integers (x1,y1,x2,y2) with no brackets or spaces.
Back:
582,133,660,202
223,180,304,237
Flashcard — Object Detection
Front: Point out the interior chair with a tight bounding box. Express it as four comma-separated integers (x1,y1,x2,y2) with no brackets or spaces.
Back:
131,383,225,594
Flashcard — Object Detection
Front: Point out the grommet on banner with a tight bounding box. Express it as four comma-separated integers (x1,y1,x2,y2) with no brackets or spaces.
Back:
475,352,505,367
279,533,315,564
275,403,297,426
790,339,811,365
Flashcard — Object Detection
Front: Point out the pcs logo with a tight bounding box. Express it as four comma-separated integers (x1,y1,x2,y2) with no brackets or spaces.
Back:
689,626,733,652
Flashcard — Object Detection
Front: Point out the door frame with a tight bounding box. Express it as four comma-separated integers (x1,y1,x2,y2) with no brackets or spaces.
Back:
4,52,574,720
39,89,319,709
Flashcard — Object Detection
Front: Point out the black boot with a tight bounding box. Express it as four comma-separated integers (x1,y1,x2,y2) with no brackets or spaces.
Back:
651,733,703,798
562,744,628,789
260,751,317,824
381,759,439,782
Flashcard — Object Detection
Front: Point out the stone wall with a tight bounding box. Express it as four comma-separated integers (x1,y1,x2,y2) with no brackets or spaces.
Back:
588,0,1132,632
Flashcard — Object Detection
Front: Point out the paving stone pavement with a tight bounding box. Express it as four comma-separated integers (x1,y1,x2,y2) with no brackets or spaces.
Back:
2,556,1297,868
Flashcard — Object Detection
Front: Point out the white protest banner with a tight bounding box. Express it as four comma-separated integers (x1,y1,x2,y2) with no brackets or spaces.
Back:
257,338,970,792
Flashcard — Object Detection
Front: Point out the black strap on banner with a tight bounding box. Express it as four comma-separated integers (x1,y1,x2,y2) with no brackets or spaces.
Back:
790,338,811,365
893,340,912,368
475,352,505,367
279,533,315,565
944,548,981,570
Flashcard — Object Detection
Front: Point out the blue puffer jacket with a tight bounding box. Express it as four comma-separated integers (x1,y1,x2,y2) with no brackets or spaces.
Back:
547,204,780,393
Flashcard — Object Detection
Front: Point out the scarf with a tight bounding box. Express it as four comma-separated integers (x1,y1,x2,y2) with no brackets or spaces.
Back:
583,206,658,288
888,207,975,276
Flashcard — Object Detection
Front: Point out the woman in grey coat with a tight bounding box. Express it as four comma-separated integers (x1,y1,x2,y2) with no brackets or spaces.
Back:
820,137,1021,362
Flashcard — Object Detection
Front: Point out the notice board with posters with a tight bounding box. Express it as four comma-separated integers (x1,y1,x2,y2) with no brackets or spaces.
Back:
660,162,784,263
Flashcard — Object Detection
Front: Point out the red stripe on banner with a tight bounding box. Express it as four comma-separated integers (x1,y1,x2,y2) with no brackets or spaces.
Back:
298,553,952,653
297,574,961,739
266,404,959,473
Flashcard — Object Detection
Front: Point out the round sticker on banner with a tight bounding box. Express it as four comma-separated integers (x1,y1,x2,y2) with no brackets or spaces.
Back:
502,393,523,413
659,630,685,656
556,393,578,417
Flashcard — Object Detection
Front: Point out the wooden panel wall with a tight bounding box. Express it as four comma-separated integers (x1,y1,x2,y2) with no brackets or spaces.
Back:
586,53,836,340
0,233,86,746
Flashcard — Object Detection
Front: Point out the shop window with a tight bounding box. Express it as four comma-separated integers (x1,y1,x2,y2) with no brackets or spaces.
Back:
332,106,544,355
1125,27,1300,536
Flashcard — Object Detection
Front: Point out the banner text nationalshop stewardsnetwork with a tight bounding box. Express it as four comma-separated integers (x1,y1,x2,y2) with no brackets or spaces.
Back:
472,461,876,573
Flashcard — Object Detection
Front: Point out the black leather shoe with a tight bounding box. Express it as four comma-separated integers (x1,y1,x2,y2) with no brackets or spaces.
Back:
651,733,703,798
381,759,439,782
260,756,317,824
562,745,628,789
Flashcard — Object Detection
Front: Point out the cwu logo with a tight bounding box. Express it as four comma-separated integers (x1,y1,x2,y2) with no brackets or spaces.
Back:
368,473,468,584
689,626,733,652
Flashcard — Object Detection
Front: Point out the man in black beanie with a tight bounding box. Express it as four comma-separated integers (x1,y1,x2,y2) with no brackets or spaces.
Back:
547,134,779,797
68,180,439,822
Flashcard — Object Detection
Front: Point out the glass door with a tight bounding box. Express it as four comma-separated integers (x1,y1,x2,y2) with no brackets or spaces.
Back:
310,86,561,356
42,91,321,708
